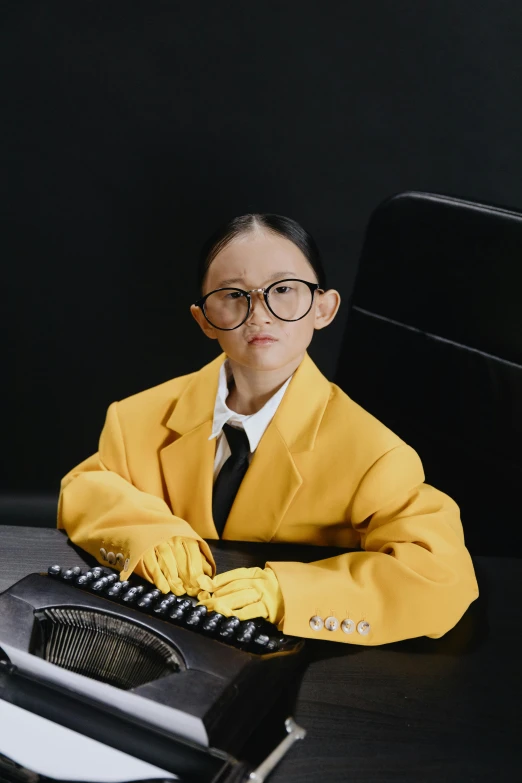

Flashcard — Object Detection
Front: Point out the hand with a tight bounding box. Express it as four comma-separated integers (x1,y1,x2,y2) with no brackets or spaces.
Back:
197,566,284,624
136,537,214,595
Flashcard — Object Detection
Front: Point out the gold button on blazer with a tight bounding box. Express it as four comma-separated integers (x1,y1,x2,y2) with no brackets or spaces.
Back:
58,352,479,645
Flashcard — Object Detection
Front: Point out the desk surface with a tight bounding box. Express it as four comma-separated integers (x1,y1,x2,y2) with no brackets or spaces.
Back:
0,525,521,783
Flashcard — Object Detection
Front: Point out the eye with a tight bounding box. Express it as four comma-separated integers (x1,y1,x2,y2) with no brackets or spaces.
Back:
273,285,293,294
224,290,244,300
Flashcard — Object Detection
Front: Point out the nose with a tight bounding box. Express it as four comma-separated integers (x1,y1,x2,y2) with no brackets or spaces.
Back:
247,290,273,323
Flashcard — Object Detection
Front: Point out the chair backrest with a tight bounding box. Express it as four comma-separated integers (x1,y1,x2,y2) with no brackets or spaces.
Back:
335,191,522,557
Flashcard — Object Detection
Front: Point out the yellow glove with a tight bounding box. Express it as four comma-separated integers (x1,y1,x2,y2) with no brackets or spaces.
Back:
135,537,213,596
197,566,284,625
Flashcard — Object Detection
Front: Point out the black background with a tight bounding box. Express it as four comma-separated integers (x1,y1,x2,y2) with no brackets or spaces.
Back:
3,0,522,494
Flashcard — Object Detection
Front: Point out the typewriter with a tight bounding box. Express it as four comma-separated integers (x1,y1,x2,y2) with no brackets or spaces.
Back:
0,565,306,783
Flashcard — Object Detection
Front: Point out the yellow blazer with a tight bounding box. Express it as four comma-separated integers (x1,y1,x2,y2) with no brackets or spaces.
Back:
58,352,479,645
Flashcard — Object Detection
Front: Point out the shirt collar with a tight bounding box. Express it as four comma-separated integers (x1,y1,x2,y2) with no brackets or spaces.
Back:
209,359,292,452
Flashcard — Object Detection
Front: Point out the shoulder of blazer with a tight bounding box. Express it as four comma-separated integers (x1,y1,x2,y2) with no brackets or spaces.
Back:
269,354,406,460
320,382,408,460
112,353,225,434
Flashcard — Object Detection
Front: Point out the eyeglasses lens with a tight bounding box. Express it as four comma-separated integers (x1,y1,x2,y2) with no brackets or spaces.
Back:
204,281,313,329
204,290,249,329
267,281,313,321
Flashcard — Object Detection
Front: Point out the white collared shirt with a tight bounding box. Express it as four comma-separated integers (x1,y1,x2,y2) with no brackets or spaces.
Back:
209,359,292,481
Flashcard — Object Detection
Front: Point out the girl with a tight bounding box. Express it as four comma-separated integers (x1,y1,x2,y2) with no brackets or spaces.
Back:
58,213,478,645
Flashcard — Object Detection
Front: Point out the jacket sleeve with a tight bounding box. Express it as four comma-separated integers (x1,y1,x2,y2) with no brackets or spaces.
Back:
267,445,479,645
57,401,215,580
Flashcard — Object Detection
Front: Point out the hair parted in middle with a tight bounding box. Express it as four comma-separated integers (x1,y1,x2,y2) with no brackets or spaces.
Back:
197,213,327,292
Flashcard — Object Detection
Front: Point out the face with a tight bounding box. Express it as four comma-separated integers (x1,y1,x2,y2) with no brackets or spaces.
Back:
190,230,340,375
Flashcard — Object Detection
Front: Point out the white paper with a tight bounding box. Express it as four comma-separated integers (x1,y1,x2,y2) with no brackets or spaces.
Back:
0,699,178,781
1,643,209,747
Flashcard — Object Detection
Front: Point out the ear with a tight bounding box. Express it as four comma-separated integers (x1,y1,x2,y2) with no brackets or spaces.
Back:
313,289,341,330
190,304,220,340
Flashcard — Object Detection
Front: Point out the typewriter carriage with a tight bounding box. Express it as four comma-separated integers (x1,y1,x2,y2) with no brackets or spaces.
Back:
29,606,184,690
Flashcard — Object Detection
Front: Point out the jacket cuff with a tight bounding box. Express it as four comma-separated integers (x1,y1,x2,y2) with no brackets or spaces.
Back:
267,558,377,645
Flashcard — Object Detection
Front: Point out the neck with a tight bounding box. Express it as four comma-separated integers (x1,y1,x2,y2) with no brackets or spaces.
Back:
225,353,304,414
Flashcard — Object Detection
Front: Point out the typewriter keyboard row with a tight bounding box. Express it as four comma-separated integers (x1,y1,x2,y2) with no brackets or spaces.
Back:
47,565,299,654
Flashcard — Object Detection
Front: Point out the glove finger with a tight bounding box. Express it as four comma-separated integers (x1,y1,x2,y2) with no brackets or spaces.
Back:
196,594,214,610
170,538,190,583
171,538,212,592
202,557,213,578
146,557,171,594
156,542,181,581
199,597,233,617
140,551,156,583
212,587,261,612
211,567,263,590
211,579,260,598
207,594,267,617
168,577,187,596
155,567,185,596
182,539,208,586
234,602,269,621
197,574,215,592
183,582,202,598
156,543,185,595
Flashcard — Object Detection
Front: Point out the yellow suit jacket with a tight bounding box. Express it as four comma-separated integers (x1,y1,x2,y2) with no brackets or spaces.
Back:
58,352,479,645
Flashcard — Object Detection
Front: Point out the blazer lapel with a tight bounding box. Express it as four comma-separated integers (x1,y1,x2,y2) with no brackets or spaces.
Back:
222,353,332,541
160,354,225,539
222,424,302,541
159,351,332,542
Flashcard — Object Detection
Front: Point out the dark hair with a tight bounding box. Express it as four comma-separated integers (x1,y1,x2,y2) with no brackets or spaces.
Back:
197,213,327,292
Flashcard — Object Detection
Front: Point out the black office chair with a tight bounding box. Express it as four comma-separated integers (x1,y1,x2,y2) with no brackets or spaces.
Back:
335,191,522,557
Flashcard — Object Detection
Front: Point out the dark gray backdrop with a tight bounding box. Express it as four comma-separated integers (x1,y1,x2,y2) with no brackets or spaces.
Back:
2,0,522,495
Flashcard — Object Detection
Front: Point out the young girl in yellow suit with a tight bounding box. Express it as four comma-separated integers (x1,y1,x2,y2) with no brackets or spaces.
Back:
58,213,479,646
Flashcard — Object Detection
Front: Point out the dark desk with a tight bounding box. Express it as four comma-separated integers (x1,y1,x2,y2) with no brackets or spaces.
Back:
1,525,521,782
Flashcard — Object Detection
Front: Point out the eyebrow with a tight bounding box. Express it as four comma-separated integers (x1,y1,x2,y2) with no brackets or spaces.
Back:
216,271,299,288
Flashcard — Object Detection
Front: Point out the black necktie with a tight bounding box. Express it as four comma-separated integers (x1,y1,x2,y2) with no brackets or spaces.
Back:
212,423,251,536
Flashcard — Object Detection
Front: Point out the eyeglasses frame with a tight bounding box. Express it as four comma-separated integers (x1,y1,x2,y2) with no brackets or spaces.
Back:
193,278,323,331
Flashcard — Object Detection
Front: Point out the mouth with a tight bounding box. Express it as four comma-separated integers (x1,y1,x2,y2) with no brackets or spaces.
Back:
247,333,278,346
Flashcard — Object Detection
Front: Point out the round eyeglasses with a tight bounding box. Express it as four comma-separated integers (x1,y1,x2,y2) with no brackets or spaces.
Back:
194,278,322,331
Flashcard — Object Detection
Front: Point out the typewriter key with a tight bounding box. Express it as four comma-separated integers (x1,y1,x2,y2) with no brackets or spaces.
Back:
62,568,77,581
75,571,94,586
201,612,224,634
106,580,128,597
235,620,257,645
91,567,104,579
102,576,118,593
184,605,208,627
91,577,110,591
122,585,145,604
121,585,138,601
168,597,192,621
137,595,153,609
48,565,61,577
237,631,255,647
251,633,270,651
153,594,176,615
219,616,241,640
